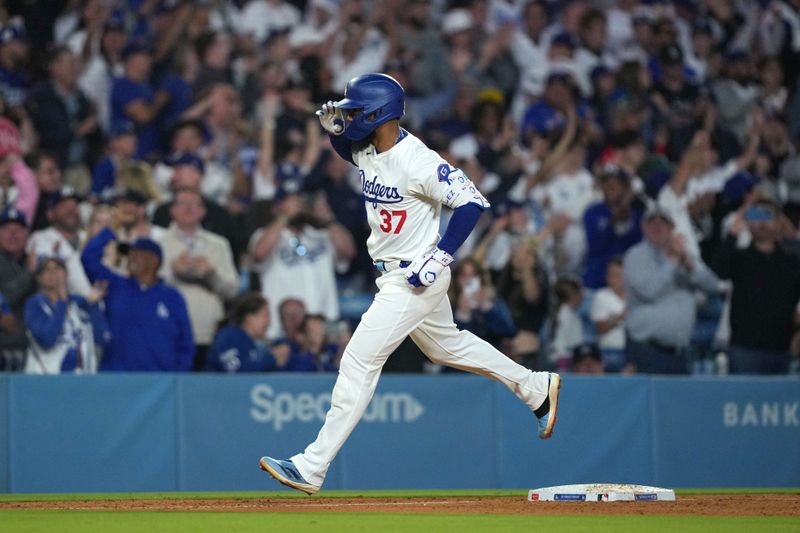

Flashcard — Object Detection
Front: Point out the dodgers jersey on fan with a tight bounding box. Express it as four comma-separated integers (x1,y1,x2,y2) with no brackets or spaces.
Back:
353,131,489,263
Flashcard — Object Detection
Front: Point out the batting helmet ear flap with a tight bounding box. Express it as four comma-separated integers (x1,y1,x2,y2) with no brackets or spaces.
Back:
336,73,405,141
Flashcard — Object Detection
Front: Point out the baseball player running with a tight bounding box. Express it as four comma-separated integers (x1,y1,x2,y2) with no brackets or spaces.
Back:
260,73,560,495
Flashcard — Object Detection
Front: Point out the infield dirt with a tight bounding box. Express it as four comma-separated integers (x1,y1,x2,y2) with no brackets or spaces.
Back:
2,494,798,516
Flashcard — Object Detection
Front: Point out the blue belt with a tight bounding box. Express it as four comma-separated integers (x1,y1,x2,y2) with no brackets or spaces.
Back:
374,260,411,273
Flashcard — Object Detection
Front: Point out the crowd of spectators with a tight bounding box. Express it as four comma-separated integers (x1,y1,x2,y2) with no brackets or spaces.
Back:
1,0,800,376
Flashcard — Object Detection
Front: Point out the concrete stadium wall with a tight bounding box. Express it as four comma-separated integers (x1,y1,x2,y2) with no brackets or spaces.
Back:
0,374,798,493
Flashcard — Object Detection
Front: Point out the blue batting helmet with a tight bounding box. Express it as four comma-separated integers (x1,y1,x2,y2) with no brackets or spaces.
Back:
336,73,405,141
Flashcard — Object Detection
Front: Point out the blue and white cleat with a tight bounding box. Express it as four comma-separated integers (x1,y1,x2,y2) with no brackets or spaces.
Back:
534,373,561,439
259,456,320,495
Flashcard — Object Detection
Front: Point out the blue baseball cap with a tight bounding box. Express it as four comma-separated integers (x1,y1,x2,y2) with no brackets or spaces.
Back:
129,237,163,261
644,170,672,199
491,197,525,218
692,18,713,35
590,64,613,81
0,207,27,227
660,44,684,65
725,49,749,64
551,32,578,50
722,172,760,203
546,68,576,86
109,120,136,138
104,14,126,32
165,151,205,173
47,186,82,209
673,0,700,11
572,341,602,362
0,23,26,46
274,179,302,203
35,255,66,275
121,40,152,60
155,0,182,14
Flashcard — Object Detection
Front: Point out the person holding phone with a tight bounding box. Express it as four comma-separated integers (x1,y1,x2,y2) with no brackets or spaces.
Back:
449,256,517,352
23,256,108,374
81,226,194,371
711,199,800,374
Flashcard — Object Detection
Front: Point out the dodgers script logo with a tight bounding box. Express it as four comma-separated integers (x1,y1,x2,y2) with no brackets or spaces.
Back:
361,170,403,207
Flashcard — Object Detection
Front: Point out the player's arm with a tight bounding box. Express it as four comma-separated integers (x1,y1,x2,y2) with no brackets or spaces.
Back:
406,204,485,288
407,163,490,287
439,205,484,254
316,101,355,165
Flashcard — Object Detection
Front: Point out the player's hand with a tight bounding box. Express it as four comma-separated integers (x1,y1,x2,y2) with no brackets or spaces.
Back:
316,101,344,136
406,247,454,288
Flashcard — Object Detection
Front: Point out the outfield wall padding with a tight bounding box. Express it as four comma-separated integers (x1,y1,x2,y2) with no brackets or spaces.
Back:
1,374,798,492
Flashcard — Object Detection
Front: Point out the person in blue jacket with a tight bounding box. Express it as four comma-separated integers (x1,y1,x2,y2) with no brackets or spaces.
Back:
278,314,341,372
206,292,278,373
110,41,168,160
582,167,643,289
23,256,109,374
81,227,194,371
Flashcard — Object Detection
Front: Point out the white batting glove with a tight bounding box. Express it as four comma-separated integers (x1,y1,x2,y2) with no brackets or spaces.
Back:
316,100,345,135
406,247,454,288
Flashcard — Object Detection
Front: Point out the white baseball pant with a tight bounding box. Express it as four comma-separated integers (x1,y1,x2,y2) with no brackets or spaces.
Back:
290,267,551,487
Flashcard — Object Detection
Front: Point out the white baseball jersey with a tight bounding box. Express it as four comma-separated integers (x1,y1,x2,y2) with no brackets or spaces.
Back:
282,128,555,491
352,131,489,263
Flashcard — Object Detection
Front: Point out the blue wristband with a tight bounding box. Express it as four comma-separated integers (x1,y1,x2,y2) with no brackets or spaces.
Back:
438,203,484,256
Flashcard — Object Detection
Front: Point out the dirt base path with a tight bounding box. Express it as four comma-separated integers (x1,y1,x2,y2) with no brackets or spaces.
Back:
2,494,799,516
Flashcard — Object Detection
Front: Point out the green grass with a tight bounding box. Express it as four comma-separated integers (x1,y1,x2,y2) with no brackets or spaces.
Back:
2,489,798,532
2,511,799,533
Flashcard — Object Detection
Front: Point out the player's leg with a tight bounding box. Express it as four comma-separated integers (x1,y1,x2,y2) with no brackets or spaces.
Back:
409,294,560,438
283,272,449,488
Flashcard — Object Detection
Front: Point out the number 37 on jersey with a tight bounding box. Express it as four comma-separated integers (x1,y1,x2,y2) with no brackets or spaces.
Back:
378,209,407,234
